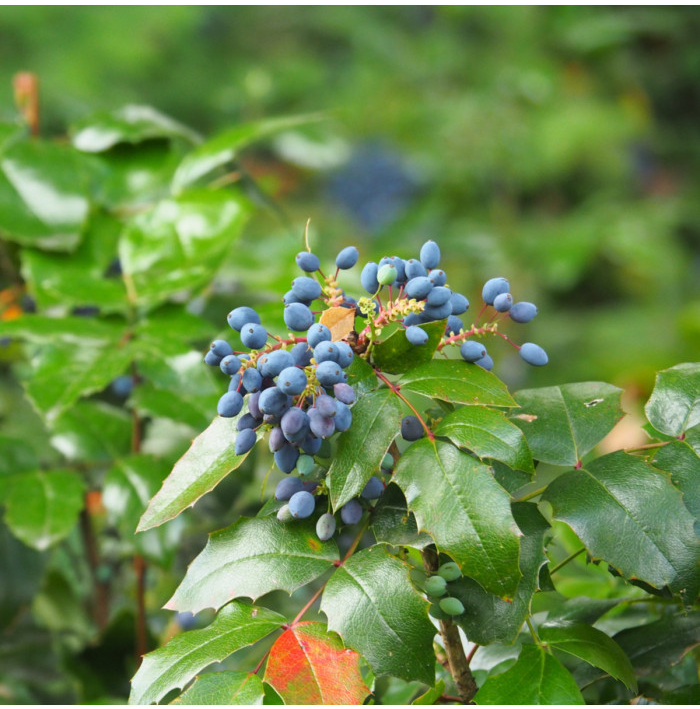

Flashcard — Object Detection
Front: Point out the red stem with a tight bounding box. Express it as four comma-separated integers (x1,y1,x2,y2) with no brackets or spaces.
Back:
375,370,435,441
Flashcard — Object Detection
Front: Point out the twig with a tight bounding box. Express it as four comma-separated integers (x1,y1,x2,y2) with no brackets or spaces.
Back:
375,370,435,441
134,554,148,665
549,546,585,575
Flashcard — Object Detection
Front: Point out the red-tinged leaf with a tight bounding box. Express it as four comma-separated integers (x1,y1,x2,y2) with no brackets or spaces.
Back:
263,622,368,705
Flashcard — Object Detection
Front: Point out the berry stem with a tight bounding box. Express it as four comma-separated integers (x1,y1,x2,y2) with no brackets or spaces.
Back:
375,370,435,441
549,546,586,575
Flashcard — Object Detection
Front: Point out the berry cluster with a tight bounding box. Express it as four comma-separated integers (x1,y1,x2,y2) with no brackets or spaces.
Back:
423,562,466,618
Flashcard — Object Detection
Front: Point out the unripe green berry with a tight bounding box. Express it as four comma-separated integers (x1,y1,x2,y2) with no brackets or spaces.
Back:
424,575,448,597
276,504,294,522
297,454,314,476
381,453,394,470
439,597,465,616
438,561,461,582
377,264,397,286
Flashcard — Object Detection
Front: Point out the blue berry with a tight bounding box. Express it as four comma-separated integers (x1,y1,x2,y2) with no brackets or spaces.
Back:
405,258,427,280
333,383,355,405
335,342,354,368
336,246,359,270
333,401,352,432
283,289,310,306
220,354,242,375
240,323,267,350
210,340,233,357
296,251,320,272
275,476,304,501
217,391,244,418
314,342,340,364
423,301,452,321
340,499,363,525
510,301,538,323
405,276,433,300
284,303,315,332
277,366,308,396
403,312,421,327
493,292,513,312
307,323,332,349
308,409,336,438
482,277,509,305
361,476,384,499
274,444,300,474
450,292,469,315
204,350,222,366
446,315,463,335
259,350,294,377
281,408,310,441
259,387,289,417
291,276,322,302
315,360,344,386
520,343,548,366
428,269,447,287
269,425,286,452
242,367,262,393
420,240,440,269
361,261,379,294
475,354,494,370
227,306,260,332
301,435,322,456
316,513,337,541
289,491,315,519
406,325,428,346
234,428,257,455
237,413,258,431
290,341,313,367
460,340,486,362
427,286,451,307
248,391,262,419
111,375,133,398
315,394,337,418
401,415,425,441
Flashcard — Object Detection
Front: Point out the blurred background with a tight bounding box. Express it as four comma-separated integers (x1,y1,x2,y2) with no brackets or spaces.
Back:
0,5,698,704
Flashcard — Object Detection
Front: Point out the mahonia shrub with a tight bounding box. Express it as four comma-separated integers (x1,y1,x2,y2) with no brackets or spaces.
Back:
131,238,700,705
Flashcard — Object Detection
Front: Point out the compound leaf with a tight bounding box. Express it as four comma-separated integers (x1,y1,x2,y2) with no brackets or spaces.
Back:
540,622,636,691
263,621,367,705
328,389,401,510
321,546,436,685
129,601,283,705
542,451,700,601
398,359,516,407
645,362,700,437
475,644,584,705
510,382,624,466
138,415,261,531
394,439,521,599
165,516,338,613
171,671,264,705
435,406,534,473
371,320,446,374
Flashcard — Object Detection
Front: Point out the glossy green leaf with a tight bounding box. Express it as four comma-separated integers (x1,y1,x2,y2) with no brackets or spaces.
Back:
0,436,39,496
133,307,214,356
137,414,260,531
23,342,134,424
394,439,521,599
371,483,433,549
412,680,445,705
166,516,339,613
171,114,322,192
398,360,516,407
452,502,548,644
321,546,436,685
0,314,126,346
171,671,264,705
50,401,132,462
72,104,199,152
371,320,446,374
645,363,700,437
435,406,534,473
3,469,85,551
345,355,378,397
542,450,700,600
328,389,401,510
653,439,700,520
129,601,284,705
475,644,584,705
575,611,700,686
119,189,250,307
540,622,636,690
0,139,90,251
511,382,624,466
545,596,625,626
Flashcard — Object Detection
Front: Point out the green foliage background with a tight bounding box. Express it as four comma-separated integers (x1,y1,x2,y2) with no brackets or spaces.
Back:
0,5,698,705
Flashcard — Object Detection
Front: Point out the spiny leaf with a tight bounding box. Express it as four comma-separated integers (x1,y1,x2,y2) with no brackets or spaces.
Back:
170,671,264,705
645,362,700,437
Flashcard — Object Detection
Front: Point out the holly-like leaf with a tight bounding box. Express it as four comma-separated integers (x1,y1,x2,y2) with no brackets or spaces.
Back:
171,114,322,192
645,363,700,437
371,483,433,549
475,644,584,705
119,189,250,307
171,671,264,705
452,503,548,645
0,314,125,345
165,516,339,613
542,451,700,600
263,621,367,705
540,622,636,691
545,597,625,626
371,320,446,374
510,382,624,466
345,356,378,397
652,439,700,520
3,469,85,551
435,406,534,473
137,415,260,531
321,546,436,685
394,440,521,599
0,139,90,251
398,360,516,407
129,601,284,705
71,104,199,152
328,389,401,510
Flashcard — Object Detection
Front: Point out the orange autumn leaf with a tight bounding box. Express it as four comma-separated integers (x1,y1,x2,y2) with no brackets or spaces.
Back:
319,306,355,342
